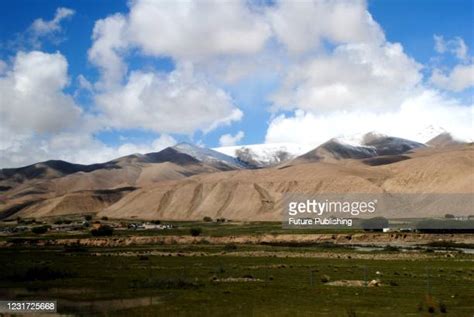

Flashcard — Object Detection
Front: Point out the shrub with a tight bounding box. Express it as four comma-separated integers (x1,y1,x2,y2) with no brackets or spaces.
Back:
224,244,237,251
63,243,88,253
10,266,75,281
31,225,49,234
203,216,213,222
383,245,400,252
190,227,202,237
151,220,161,224
84,215,93,221
320,274,330,283
91,225,114,236
101,216,109,221
439,302,447,313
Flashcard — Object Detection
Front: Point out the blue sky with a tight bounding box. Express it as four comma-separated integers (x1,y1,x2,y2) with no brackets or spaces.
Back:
0,0,472,167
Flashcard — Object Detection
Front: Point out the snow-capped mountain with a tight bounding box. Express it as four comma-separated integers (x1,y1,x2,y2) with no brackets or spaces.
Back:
292,132,426,164
361,133,425,156
214,143,312,167
173,142,248,169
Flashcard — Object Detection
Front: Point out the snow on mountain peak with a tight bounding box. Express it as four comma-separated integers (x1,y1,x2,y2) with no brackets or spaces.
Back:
214,143,312,167
172,142,247,169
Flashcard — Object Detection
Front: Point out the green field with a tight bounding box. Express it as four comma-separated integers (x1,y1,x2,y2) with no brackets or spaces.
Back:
1,240,473,317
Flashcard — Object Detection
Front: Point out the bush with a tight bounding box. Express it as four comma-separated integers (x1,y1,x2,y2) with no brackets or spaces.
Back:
31,225,49,234
190,227,202,237
444,214,455,219
320,274,330,283
84,215,93,221
10,265,75,281
91,225,114,236
439,302,447,313
224,244,237,251
151,220,161,224
203,216,213,222
63,243,88,253
101,216,109,221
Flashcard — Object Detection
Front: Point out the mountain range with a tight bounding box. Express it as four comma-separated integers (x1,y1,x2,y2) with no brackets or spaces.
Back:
0,132,472,221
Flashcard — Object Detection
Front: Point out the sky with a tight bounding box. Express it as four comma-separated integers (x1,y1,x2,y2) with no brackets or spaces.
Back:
0,0,473,168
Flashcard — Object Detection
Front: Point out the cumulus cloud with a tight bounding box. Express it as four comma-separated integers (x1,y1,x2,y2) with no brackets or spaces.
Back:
434,35,468,61
0,51,177,168
267,0,384,53
431,35,473,92
431,63,474,92
126,0,270,59
265,90,473,146
219,131,245,147
0,51,82,135
28,7,75,48
95,63,243,134
271,42,422,112
88,14,128,88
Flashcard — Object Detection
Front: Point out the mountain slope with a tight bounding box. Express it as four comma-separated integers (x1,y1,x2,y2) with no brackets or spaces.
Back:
291,133,425,164
426,132,465,147
214,143,311,167
97,144,473,221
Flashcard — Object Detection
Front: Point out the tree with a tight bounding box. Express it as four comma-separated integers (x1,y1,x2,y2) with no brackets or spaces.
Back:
32,225,49,234
203,216,212,222
91,225,114,236
444,214,455,219
84,215,93,221
190,227,202,237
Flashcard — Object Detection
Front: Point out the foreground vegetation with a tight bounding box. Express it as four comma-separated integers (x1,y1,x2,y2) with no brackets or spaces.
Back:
1,239,473,316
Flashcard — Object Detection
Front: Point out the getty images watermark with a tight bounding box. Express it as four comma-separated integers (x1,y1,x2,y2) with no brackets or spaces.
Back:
282,193,474,230
287,198,377,227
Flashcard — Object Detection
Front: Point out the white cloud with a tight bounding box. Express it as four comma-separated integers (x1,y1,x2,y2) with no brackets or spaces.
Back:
95,63,243,134
265,90,473,146
126,0,270,59
0,51,178,168
31,7,75,36
76,74,93,92
0,131,176,168
0,60,7,75
28,7,75,47
271,42,422,112
267,0,384,53
431,63,474,92
219,131,245,146
433,35,468,61
88,14,128,88
116,134,176,157
0,51,82,135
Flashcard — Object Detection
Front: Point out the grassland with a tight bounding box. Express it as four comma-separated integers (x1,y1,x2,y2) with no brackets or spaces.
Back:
1,220,474,316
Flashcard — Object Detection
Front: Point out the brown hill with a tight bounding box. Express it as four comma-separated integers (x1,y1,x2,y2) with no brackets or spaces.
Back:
2,144,472,221
426,132,465,147
95,145,472,221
